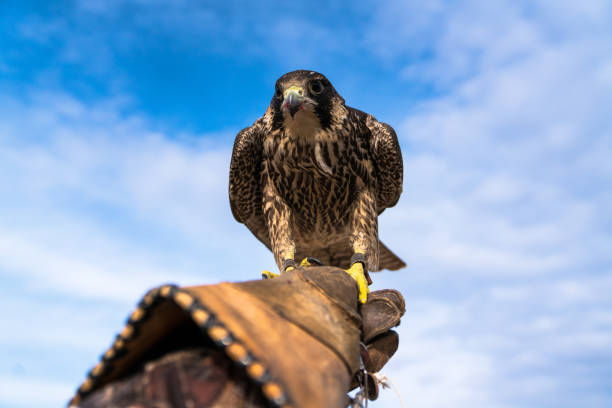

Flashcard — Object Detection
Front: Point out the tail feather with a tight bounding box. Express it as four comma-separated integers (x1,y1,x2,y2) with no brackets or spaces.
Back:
376,241,406,271
294,240,405,272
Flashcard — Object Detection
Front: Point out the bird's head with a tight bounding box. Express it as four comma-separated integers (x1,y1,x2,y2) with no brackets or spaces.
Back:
269,70,345,136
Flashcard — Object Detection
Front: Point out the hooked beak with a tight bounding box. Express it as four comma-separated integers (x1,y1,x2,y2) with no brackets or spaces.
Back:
283,86,305,118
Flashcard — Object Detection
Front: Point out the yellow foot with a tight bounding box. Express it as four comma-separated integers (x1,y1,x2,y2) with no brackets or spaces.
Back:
344,262,370,304
261,270,280,279
263,258,317,279
299,257,324,267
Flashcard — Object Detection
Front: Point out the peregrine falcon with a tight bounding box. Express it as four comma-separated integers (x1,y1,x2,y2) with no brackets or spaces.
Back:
229,70,405,303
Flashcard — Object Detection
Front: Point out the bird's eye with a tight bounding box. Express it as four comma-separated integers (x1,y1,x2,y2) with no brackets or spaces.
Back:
309,80,324,95
275,88,283,98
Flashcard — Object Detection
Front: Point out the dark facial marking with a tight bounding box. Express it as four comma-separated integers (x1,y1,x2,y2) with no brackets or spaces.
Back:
269,70,342,130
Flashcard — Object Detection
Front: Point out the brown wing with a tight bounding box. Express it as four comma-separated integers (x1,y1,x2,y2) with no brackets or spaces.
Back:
229,120,272,250
365,115,406,271
365,115,403,213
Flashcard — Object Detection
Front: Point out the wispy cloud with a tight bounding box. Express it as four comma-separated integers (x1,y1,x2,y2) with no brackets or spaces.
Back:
0,90,273,302
1,1,611,408
12,1,364,73
0,88,274,407
367,1,612,407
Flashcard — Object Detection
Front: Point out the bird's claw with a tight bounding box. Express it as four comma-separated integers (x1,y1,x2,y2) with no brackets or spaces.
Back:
299,257,324,267
263,257,323,279
344,262,369,304
262,270,280,279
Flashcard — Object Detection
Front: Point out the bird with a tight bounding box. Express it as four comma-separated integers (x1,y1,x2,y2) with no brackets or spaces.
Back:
229,70,405,303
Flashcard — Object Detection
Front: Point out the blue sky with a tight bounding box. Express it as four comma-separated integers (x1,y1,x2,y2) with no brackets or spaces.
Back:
1,1,611,407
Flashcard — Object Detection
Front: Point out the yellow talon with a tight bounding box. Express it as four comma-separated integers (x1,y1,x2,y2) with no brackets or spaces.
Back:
299,257,324,267
263,257,315,279
262,270,280,279
344,262,369,304
299,258,311,267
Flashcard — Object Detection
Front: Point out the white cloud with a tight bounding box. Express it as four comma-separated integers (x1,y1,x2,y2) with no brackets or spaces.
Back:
374,0,612,280
0,89,276,302
368,1,612,407
0,88,277,406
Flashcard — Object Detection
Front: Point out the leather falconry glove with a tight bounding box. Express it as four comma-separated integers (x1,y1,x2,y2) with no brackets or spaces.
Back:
69,266,405,408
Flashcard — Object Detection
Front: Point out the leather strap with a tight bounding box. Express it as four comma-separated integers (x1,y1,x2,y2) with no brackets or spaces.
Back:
282,258,297,272
350,253,366,267
350,253,372,285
